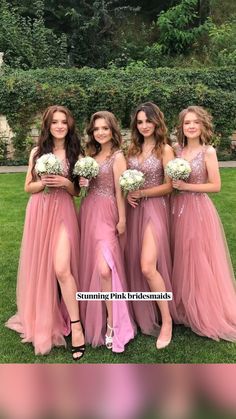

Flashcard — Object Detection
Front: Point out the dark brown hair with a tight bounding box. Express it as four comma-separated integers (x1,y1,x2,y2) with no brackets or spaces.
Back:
86,111,122,156
31,105,82,181
128,102,168,157
177,105,213,147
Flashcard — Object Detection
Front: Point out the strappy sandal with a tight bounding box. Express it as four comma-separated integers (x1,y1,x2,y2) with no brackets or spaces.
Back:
105,323,114,349
70,319,85,361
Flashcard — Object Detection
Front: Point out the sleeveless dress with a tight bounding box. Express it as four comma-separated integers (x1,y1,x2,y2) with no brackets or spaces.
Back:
78,151,136,352
6,159,80,354
125,154,178,336
171,147,236,341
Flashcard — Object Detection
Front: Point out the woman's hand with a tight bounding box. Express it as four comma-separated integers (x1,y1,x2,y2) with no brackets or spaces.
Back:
127,192,139,208
41,175,68,188
172,179,188,191
79,177,90,188
116,220,126,235
127,190,145,207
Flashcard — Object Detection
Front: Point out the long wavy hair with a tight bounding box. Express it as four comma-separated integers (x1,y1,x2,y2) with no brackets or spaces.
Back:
31,105,82,181
128,102,168,157
177,106,213,147
86,111,122,156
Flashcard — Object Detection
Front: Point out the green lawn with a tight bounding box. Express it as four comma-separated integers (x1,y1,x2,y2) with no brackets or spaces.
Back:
1,170,236,364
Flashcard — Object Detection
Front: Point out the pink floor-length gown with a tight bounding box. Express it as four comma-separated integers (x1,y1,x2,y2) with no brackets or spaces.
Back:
6,160,80,354
78,151,136,352
125,154,178,336
171,146,236,341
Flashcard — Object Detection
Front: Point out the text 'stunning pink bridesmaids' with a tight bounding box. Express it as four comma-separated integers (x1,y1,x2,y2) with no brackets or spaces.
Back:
171,147,236,341
78,151,136,352
6,160,80,354
125,155,178,336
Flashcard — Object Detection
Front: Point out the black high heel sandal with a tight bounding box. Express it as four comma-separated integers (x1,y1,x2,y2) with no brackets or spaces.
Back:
70,319,85,361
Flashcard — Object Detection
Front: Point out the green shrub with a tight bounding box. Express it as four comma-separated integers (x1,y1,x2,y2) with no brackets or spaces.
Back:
0,66,235,159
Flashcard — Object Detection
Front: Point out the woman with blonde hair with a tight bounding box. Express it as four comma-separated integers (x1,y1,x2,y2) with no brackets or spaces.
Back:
171,105,236,341
125,102,178,350
78,110,136,352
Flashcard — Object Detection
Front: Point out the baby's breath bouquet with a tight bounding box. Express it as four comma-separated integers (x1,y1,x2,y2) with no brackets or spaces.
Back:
119,169,145,196
165,158,191,193
165,158,191,181
73,156,99,197
35,153,63,193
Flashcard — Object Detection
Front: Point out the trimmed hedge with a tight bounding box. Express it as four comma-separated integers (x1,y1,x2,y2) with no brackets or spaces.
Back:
0,66,235,159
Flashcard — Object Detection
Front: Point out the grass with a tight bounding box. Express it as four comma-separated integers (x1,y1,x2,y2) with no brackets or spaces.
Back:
0,170,236,364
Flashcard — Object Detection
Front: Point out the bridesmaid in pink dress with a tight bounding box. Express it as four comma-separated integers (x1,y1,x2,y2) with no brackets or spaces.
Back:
6,105,85,359
125,102,178,350
78,111,136,352
171,105,236,341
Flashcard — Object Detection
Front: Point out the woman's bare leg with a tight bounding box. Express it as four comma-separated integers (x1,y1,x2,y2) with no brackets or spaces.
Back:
54,224,84,358
141,224,172,346
99,254,113,344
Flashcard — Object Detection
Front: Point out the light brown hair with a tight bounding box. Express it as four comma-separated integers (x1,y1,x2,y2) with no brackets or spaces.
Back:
86,111,122,156
177,105,213,147
128,102,168,157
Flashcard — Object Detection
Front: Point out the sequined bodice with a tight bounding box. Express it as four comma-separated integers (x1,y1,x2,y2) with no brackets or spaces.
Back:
176,147,208,184
128,154,164,188
89,151,121,198
61,158,69,177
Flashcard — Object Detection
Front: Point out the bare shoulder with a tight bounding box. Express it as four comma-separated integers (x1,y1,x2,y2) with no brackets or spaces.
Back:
163,143,174,158
113,150,126,173
30,146,38,158
171,142,179,152
114,150,125,161
205,145,217,159
205,145,216,155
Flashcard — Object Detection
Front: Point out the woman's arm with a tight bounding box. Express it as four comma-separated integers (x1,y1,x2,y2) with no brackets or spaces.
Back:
25,148,78,196
113,152,127,235
173,146,221,193
129,144,174,200
24,148,45,194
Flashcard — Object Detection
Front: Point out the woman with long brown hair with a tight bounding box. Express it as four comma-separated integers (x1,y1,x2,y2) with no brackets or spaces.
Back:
78,111,136,352
125,102,178,349
6,105,85,360
171,105,236,341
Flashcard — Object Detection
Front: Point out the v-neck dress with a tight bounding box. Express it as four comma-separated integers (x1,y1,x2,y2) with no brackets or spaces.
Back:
170,146,236,341
6,158,80,354
78,151,136,352
125,154,178,337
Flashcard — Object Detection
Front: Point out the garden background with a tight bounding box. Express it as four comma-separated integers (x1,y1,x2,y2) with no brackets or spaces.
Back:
0,0,235,363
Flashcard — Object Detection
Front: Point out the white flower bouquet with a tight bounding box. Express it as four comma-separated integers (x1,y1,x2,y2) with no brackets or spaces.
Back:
35,153,63,176
73,156,99,179
35,153,63,193
73,156,99,197
119,169,145,196
165,158,191,181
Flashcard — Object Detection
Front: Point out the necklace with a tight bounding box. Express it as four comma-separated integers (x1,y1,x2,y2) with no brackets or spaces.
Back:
142,143,155,156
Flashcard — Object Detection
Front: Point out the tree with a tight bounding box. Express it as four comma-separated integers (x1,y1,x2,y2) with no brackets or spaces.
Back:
155,0,210,54
0,0,67,69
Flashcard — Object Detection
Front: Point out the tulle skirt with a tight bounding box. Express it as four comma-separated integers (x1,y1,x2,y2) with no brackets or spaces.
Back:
6,189,80,354
171,192,236,341
78,193,136,352
125,196,178,337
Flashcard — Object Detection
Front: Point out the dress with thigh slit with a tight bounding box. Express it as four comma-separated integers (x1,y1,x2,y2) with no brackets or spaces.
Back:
78,151,136,352
6,159,80,355
125,154,178,336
